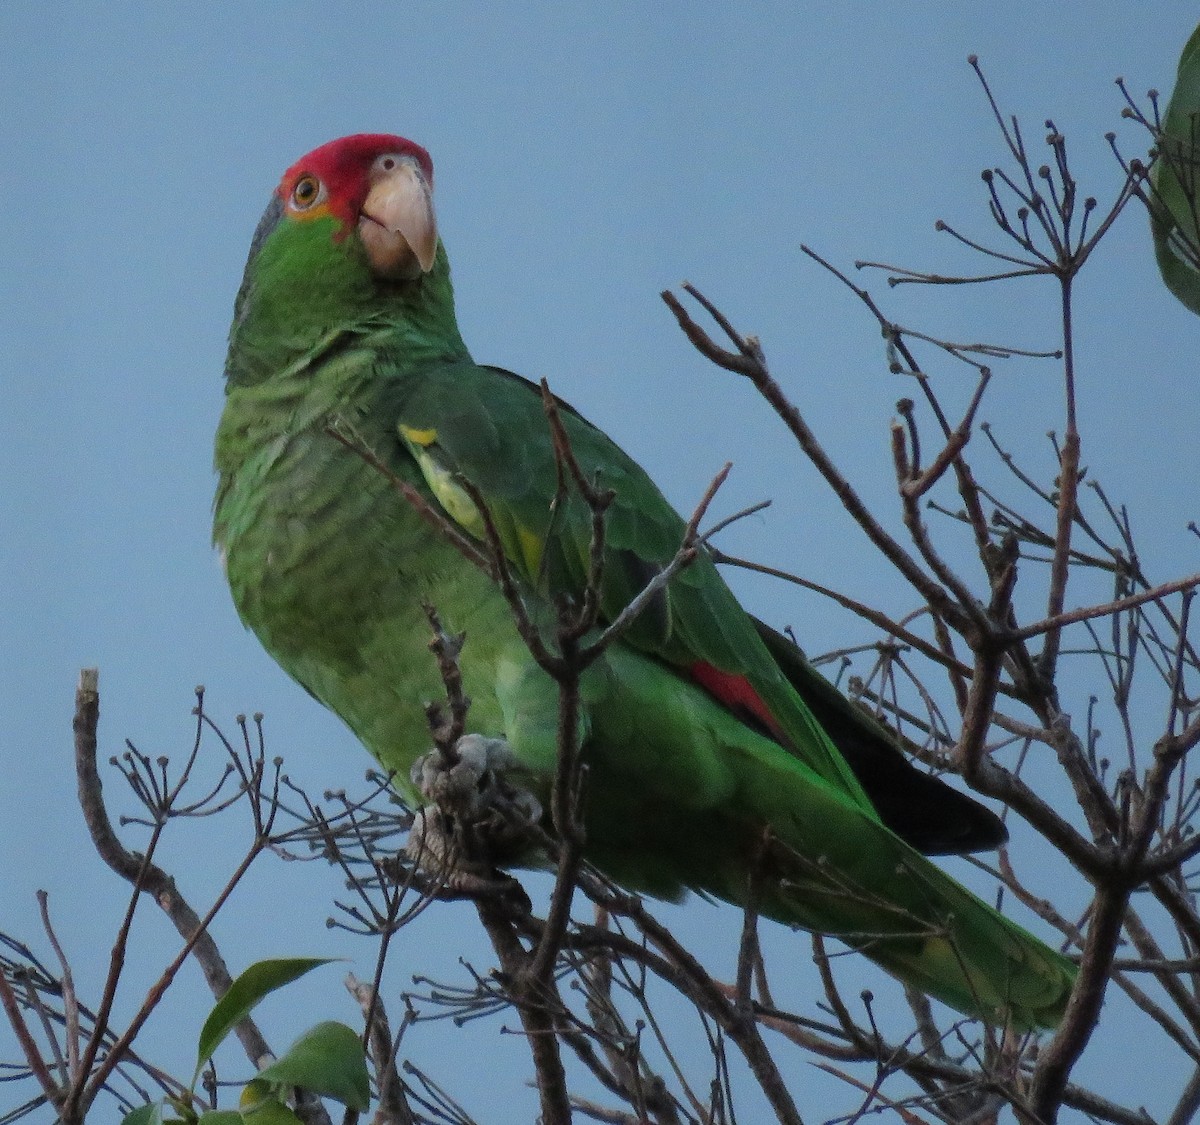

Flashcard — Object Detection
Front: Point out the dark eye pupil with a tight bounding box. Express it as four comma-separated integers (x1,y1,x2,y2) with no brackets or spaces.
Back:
383,158,395,170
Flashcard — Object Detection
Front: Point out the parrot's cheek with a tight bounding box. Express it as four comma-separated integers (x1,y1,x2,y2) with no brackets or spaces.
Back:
358,218,425,280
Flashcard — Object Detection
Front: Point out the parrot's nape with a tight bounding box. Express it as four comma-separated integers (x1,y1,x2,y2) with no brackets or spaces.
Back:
214,133,1077,1029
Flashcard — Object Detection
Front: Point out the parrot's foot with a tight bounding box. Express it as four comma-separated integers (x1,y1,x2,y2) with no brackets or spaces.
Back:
407,734,543,881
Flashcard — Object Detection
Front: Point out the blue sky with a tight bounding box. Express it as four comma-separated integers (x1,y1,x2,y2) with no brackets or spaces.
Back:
3,4,1200,1121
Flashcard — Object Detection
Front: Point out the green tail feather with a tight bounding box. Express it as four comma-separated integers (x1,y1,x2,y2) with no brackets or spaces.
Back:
761,832,1077,1030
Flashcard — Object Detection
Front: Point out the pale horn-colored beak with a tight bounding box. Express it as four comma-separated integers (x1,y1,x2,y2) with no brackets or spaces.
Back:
358,156,437,278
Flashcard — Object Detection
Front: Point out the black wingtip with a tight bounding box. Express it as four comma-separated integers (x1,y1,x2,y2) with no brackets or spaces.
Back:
753,617,1008,856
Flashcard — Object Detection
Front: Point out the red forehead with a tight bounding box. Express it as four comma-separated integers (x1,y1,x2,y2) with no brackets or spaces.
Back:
278,134,434,220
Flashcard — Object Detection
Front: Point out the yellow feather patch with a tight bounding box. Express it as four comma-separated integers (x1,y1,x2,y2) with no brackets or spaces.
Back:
409,448,484,537
517,525,544,573
400,424,438,447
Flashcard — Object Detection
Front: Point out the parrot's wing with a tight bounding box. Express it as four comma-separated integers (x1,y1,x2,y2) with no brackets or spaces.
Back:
388,358,875,811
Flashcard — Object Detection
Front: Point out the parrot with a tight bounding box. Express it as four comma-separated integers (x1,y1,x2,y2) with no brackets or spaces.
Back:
213,133,1077,1029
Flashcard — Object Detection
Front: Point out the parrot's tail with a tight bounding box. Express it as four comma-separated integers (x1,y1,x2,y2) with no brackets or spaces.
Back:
759,830,1077,1030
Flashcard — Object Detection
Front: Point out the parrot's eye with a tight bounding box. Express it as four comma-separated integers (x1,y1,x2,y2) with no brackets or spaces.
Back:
290,174,324,210
377,154,402,173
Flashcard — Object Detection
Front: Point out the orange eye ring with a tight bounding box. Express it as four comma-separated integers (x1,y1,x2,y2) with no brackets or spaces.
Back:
291,174,323,210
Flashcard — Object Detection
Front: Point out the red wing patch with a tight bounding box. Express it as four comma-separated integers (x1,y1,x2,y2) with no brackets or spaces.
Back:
688,661,783,742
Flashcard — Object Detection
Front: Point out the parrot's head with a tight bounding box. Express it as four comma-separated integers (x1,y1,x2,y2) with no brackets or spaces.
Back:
227,134,462,384
275,133,438,280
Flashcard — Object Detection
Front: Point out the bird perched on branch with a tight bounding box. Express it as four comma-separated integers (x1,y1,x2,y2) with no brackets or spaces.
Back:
214,133,1076,1029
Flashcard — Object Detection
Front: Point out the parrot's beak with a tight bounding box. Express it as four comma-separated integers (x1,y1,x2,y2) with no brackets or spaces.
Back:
358,157,437,279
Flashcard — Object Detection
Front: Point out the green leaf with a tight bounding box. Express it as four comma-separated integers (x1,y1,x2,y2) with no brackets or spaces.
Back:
204,1093,307,1125
239,1101,305,1124
1152,21,1200,314
256,1021,370,1111
121,1104,166,1125
238,1078,306,1122
195,958,334,1079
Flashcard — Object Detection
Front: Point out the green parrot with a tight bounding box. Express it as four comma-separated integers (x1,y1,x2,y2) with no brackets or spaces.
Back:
214,134,1076,1029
